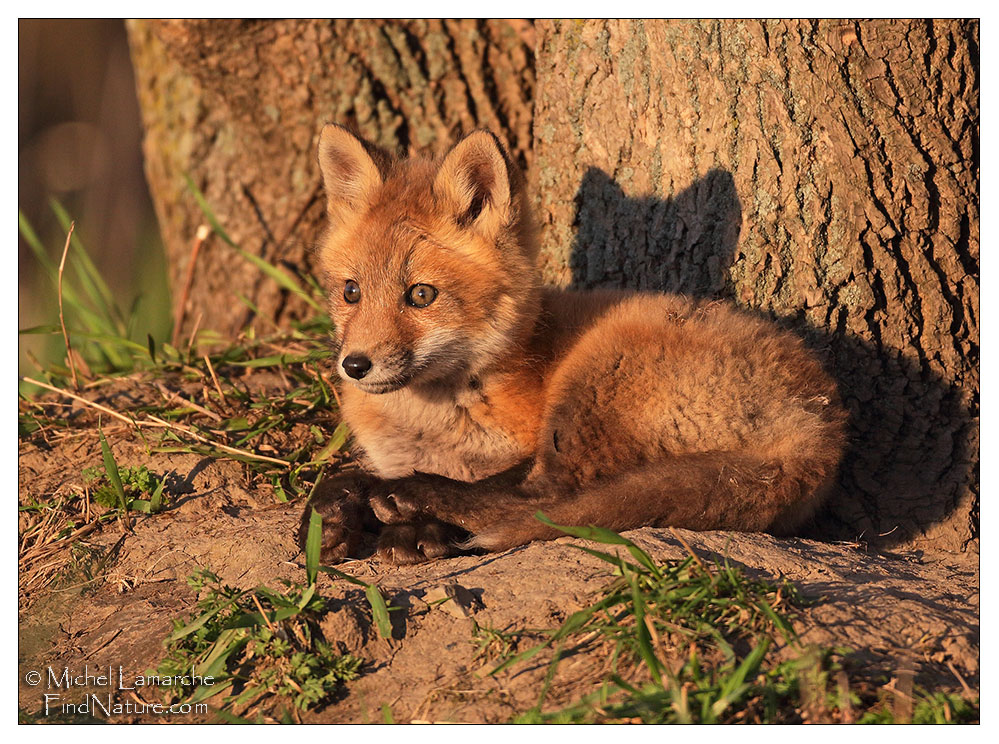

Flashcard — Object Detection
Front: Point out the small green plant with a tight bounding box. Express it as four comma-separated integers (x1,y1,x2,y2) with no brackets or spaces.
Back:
59,539,124,595
156,568,363,719
470,621,538,664
84,432,166,514
154,511,395,721
20,197,345,501
856,690,979,724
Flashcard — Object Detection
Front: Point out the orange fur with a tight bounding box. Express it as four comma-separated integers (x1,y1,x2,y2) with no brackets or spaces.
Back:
300,125,848,564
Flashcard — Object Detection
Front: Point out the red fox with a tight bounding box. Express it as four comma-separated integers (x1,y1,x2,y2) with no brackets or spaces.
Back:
299,125,848,564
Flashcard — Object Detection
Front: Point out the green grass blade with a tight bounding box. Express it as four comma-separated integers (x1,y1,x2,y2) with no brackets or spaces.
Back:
166,593,244,642
313,422,350,463
540,513,664,578
365,584,393,639
232,354,315,368
149,477,166,513
19,209,58,276
625,544,664,580
253,587,298,609
628,572,663,686
19,209,106,331
184,174,321,312
492,594,620,676
98,429,128,514
183,173,237,247
230,682,266,708
235,293,261,317
711,637,771,720
755,596,797,645
50,199,127,336
487,638,550,676
568,544,646,575
305,508,323,586
190,679,234,706
317,565,369,588
195,628,247,678
68,329,148,355
18,325,62,335
305,466,327,502
211,708,253,724
50,199,120,318
237,249,323,312
296,582,316,610
20,225,135,371
534,512,632,545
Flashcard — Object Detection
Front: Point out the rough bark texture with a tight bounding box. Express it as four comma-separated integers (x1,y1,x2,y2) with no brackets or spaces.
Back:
533,19,978,552
126,19,534,337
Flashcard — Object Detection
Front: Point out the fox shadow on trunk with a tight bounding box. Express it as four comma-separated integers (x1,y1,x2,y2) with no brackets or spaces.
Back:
565,167,976,550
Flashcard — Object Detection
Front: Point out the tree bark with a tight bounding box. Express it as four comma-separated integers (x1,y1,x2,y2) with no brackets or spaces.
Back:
533,19,978,552
127,19,978,552
126,19,535,337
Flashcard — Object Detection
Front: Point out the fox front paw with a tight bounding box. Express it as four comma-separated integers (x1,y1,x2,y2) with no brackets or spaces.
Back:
298,471,379,562
300,472,474,564
369,474,456,526
376,521,458,565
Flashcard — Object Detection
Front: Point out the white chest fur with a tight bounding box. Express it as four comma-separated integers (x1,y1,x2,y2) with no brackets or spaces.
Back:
341,384,525,482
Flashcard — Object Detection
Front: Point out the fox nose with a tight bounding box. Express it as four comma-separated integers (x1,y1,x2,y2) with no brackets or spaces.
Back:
342,354,372,380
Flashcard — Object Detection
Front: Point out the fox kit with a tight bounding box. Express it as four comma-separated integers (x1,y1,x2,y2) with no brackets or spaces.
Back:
299,125,847,564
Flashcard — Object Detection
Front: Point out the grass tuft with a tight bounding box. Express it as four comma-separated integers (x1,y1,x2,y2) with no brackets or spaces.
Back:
18,198,346,610
488,518,979,724
82,462,166,515
155,568,363,721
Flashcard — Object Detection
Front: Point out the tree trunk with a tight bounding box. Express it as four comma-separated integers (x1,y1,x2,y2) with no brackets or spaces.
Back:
533,19,978,552
126,19,535,337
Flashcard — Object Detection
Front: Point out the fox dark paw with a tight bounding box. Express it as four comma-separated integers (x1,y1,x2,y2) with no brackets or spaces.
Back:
376,521,459,565
298,471,379,562
369,474,456,526
301,471,472,564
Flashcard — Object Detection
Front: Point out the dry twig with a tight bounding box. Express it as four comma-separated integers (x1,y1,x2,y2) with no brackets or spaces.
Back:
204,354,228,407
153,380,222,422
20,376,292,467
57,222,79,389
669,527,708,572
186,311,204,354
172,224,211,348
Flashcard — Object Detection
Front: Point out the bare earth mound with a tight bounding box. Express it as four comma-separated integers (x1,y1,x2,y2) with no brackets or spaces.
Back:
18,379,978,723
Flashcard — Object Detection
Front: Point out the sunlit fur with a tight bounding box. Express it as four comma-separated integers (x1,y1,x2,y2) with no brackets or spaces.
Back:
318,148,540,396
304,125,848,562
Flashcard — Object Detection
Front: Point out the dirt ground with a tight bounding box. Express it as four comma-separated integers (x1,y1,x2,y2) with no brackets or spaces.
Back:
18,384,979,723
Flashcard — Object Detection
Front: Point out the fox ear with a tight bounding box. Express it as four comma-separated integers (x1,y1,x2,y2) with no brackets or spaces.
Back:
433,131,512,235
317,124,387,224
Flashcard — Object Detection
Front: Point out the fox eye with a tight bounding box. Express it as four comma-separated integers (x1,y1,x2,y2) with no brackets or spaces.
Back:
406,284,438,308
344,280,361,304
